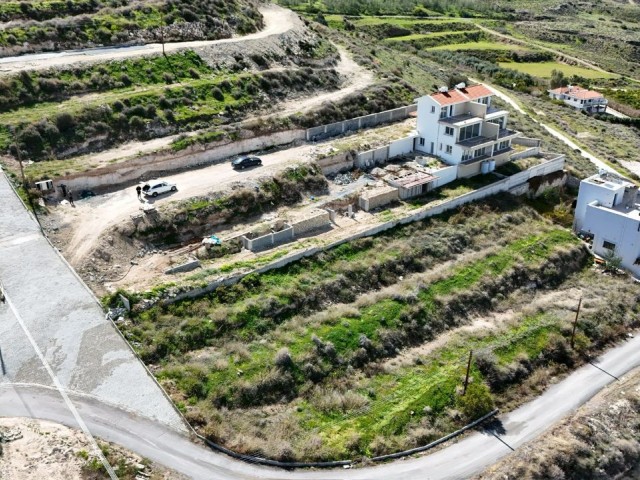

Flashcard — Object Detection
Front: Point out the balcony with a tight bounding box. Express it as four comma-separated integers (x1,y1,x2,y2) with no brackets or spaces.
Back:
498,128,518,139
457,135,495,148
439,113,478,125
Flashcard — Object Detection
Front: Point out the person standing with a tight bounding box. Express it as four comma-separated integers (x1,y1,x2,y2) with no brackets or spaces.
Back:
136,185,142,200
68,190,74,207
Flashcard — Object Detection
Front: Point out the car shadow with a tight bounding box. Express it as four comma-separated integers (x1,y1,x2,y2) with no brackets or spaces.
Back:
142,189,179,204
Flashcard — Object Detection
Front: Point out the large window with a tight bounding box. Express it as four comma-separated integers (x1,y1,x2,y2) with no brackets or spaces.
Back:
462,150,473,161
445,145,453,154
444,126,454,136
497,140,510,151
459,123,480,141
489,117,505,129
440,107,449,119
474,147,486,158
603,240,616,251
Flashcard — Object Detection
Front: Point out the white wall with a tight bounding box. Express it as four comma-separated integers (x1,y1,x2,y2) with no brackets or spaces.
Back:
574,177,626,231
585,205,640,277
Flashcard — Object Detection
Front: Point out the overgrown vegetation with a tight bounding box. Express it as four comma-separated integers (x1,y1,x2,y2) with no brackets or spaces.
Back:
0,0,263,53
111,193,638,461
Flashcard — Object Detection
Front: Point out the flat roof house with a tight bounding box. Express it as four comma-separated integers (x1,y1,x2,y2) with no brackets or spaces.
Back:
548,86,608,113
574,171,640,277
415,84,521,178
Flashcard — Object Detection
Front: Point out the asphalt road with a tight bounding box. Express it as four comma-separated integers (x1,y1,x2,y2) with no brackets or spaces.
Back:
3,334,639,480
0,171,186,433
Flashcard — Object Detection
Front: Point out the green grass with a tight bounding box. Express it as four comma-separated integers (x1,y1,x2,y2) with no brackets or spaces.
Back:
431,41,528,51
384,30,478,42
498,61,619,79
307,312,561,449
352,17,469,27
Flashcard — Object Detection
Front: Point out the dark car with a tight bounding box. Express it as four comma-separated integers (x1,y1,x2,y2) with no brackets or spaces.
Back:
232,156,262,170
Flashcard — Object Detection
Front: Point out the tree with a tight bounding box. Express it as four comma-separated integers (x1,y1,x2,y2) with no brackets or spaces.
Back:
550,69,568,89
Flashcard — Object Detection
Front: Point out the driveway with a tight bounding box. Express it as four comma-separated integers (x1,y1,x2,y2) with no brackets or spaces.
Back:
2,333,639,479
0,170,186,433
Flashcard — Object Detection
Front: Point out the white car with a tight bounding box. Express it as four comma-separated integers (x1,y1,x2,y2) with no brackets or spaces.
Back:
142,180,177,197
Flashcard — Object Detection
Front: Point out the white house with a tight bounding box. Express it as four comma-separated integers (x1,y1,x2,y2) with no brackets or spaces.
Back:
548,86,607,113
574,172,640,277
414,83,521,178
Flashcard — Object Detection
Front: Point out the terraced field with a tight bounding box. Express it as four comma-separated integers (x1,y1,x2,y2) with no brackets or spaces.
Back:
498,61,619,79
113,195,639,461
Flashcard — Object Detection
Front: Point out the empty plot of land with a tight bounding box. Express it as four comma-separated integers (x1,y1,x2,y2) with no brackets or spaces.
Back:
431,41,529,51
498,61,619,79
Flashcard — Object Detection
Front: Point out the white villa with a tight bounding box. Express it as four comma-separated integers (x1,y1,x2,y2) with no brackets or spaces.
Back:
574,171,640,276
414,83,521,178
548,86,608,113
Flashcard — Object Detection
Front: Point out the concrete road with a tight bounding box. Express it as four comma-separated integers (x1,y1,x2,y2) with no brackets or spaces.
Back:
477,80,615,174
0,6,297,74
0,170,186,433
2,333,639,480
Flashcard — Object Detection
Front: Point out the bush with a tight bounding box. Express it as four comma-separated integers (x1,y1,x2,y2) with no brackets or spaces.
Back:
455,382,494,422
211,87,224,101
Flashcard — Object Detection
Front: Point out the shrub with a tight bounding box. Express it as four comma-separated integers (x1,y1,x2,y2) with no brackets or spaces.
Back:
211,87,224,101
128,115,145,130
455,382,494,422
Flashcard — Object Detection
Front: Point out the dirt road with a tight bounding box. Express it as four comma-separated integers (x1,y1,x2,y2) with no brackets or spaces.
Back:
0,5,297,74
62,144,321,265
59,46,374,170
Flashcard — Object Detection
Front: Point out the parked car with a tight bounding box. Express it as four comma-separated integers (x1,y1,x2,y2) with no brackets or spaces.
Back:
232,156,262,170
142,180,177,197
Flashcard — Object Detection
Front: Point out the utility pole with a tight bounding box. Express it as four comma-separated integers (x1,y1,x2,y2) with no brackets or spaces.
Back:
463,350,473,395
570,297,582,349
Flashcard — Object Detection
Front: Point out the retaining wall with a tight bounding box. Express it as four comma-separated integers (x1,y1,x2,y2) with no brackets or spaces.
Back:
163,156,566,306
306,105,417,141
317,152,353,175
511,147,541,161
359,186,400,212
290,210,331,236
242,226,294,251
355,134,417,169
513,136,542,148
57,129,306,193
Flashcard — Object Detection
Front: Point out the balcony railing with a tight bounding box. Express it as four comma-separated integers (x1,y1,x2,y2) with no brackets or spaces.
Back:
439,113,477,125
498,128,518,139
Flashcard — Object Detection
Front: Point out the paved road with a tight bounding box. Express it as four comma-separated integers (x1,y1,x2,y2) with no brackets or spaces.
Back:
0,170,186,433
3,333,639,480
0,5,297,74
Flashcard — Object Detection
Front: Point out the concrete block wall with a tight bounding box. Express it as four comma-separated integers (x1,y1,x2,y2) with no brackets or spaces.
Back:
164,157,567,306
510,147,541,161
359,186,400,211
290,210,331,236
306,105,417,142
58,129,306,193
513,137,542,148
317,152,353,175
243,225,294,251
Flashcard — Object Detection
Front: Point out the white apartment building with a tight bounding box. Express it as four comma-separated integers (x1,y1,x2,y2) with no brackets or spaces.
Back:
574,172,640,277
415,84,520,178
548,86,608,113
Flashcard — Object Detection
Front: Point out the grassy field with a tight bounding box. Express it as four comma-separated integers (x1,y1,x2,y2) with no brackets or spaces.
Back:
431,41,528,51
107,194,640,461
498,62,619,79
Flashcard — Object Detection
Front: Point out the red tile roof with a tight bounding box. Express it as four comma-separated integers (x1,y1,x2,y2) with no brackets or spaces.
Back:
430,84,494,106
549,86,604,100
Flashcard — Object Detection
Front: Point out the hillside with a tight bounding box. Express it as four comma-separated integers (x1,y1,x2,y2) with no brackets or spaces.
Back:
0,0,264,55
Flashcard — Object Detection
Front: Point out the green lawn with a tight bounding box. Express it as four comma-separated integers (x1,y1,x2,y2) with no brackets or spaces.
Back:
498,61,619,79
